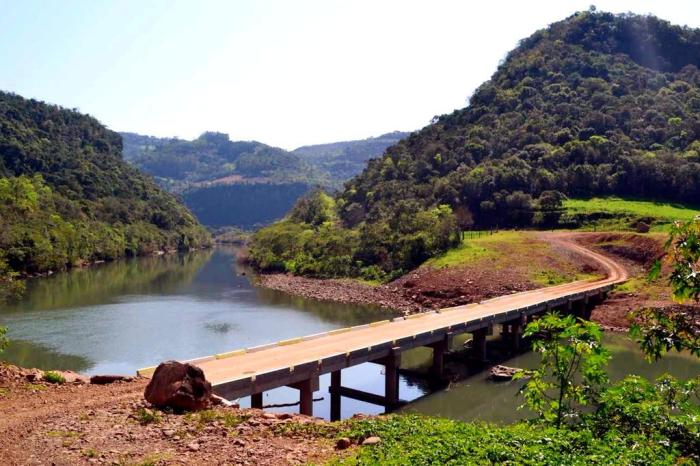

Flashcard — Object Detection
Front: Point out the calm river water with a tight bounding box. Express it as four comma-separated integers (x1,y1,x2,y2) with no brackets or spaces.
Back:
1,247,698,421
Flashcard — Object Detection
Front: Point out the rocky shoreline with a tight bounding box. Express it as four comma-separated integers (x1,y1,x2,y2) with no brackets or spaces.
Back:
257,273,423,315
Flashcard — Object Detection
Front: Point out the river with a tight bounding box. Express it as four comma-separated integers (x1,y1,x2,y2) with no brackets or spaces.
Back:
1,247,698,422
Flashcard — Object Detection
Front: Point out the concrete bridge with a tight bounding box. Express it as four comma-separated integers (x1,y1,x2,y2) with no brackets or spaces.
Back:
138,235,627,420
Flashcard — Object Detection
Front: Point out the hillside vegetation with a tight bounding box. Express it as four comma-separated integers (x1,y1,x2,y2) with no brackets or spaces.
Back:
252,11,700,280
292,131,409,183
0,91,210,300
563,197,698,231
122,131,407,228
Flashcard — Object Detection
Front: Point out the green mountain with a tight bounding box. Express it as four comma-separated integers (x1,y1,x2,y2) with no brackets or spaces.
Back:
0,91,210,299
292,131,410,182
120,131,408,229
251,10,700,279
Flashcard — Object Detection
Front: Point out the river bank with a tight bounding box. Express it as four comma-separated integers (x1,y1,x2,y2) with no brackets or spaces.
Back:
255,232,672,330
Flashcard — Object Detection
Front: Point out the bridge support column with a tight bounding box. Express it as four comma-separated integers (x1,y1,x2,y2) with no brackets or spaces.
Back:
583,301,594,320
382,349,401,408
429,334,451,379
299,379,314,416
510,321,522,351
251,392,263,409
286,378,316,416
500,323,511,341
473,328,487,362
330,370,341,421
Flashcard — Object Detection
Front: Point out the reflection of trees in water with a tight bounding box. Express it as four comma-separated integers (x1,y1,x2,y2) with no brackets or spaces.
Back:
252,286,394,327
4,339,92,372
6,250,212,313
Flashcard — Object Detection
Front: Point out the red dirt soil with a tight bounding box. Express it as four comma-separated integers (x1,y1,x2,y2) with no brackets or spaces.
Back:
0,365,339,465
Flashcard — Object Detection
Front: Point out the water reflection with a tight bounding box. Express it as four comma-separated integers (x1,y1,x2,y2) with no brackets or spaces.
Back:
0,247,394,375
3,339,92,372
403,333,700,424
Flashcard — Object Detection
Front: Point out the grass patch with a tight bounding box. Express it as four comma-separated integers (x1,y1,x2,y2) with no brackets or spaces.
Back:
43,371,66,384
24,383,46,392
326,414,688,465
134,407,161,425
564,197,698,231
115,452,172,466
185,409,250,431
614,276,648,294
83,448,99,458
46,430,80,438
531,270,571,286
425,231,523,268
0,387,10,397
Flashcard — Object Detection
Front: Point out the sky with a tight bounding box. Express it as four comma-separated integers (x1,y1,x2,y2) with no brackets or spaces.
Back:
1,1,699,150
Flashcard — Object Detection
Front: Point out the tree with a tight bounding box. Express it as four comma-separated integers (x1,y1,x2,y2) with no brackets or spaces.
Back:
631,218,700,360
515,313,610,428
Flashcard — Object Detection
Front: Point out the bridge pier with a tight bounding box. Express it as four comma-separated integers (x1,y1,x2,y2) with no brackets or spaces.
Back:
429,333,452,379
472,328,488,361
287,378,319,416
327,348,404,420
382,349,401,408
330,370,341,421
251,392,263,409
509,321,522,351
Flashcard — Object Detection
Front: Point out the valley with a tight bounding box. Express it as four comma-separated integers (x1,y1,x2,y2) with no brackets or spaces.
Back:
1,6,700,466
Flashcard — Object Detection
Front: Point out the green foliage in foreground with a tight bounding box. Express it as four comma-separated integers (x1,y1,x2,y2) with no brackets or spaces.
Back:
320,406,697,465
632,218,700,360
516,314,610,428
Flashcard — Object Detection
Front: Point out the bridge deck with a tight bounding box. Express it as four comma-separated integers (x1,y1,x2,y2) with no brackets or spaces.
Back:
137,237,627,401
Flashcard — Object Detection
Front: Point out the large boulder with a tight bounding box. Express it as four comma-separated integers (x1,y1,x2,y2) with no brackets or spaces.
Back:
144,361,212,411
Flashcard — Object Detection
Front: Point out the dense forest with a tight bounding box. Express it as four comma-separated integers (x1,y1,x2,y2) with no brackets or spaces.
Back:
252,11,700,280
121,131,408,228
121,131,327,192
0,91,210,300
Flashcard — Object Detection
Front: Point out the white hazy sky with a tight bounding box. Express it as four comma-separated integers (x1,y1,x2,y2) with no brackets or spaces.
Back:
1,1,698,149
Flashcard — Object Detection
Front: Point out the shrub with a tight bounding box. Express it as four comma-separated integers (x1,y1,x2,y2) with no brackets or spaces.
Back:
43,371,66,384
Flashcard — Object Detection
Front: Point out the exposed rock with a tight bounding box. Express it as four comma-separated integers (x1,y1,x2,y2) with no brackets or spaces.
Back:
90,375,134,385
187,442,200,452
489,365,523,381
210,393,237,407
57,371,90,384
144,361,212,411
336,437,352,450
362,436,381,446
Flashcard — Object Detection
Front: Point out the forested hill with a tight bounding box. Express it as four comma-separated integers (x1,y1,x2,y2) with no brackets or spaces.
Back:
120,131,409,229
341,10,700,230
292,131,410,182
0,91,210,298
121,132,328,192
251,11,700,280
